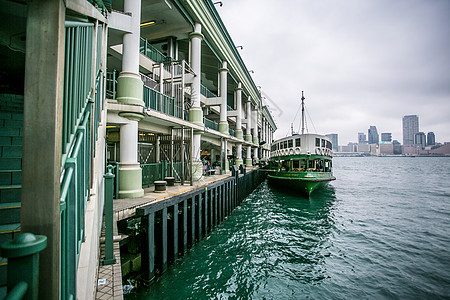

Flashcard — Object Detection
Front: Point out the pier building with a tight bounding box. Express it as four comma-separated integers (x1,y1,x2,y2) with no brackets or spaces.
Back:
0,0,277,298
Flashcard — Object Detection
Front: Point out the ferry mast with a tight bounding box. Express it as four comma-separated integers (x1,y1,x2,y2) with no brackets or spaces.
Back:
301,91,305,134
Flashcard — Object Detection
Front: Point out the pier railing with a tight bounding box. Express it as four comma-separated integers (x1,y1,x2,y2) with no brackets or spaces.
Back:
200,84,217,98
143,85,183,119
139,37,168,63
204,117,218,131
59,20,104,299
141,161,184,187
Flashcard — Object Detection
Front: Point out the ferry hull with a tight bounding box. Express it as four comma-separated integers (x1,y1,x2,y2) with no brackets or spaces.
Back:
267,173,335,196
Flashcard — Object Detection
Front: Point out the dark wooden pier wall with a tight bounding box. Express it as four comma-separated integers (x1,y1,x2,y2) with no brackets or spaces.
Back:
136,169,265,280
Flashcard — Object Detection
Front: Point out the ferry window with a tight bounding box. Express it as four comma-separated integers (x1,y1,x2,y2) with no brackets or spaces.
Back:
321,139,326,147
277,143,280,150
295,138,301,147
308,160,315,169
288,139,293,148
326,141,332,149
315,138,320,147
300,159,307,170
293,160,300,169
284,141,288,148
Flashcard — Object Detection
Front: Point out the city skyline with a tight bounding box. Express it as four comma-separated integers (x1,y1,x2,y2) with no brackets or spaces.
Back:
218,0,450,145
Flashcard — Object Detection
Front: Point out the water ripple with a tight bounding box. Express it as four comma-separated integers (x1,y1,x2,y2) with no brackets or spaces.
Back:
127,157,450,300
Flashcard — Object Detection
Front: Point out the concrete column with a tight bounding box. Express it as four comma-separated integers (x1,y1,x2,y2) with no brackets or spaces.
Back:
21,1,65,298
246,145,252,167
252,109,258,145
234,83,243,167
236,143,243,167
234,83,243,139
116,0,144,106
245,99,252,142
155,135,160,163
218,61,229,134
119,115,144,198
252,109,259,164
189,23,204,180
210,148,215,164
222,139,229,173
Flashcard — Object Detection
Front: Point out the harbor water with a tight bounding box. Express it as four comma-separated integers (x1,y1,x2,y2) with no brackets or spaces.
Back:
126,157,450,299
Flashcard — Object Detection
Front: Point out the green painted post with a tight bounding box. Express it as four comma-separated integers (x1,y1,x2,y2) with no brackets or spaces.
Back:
103,165,116,265
1,233,47,300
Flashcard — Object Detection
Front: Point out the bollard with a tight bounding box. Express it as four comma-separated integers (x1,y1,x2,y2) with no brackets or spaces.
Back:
103,165,116,265
1,233,47,300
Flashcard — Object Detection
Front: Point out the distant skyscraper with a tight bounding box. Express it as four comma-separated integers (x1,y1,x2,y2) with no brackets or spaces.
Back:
358,132,367,144
368,126,379,144
403,115,419,146
414,132,426,149
326,133,338,152
381,133,392,143
427,132,435,146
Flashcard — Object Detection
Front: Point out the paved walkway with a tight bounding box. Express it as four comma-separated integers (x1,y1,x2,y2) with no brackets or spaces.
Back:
95,216,123,300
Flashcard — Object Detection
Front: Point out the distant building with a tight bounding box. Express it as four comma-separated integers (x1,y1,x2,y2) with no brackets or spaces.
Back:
340,142,358,152
427,132,435,146
358,143,371,153
368,126,379,144
430,143,450,156
379,143,394,155
325,133,338,152
393,140,402,154
358,132,367,144
414,132,426,149
403,115,419,147
381,132,392,143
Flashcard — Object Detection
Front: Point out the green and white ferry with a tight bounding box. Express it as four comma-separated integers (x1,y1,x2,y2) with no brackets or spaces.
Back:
267,92,336,196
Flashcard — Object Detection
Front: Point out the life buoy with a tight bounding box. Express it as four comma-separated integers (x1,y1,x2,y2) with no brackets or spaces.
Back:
320,149,325,155
284,149,289,156
295,147,301,155
315,148,321,155
289,149,294,155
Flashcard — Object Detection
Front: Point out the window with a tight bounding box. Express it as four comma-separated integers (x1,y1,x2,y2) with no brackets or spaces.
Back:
284,141,288,148
288,139,293,148
293,160,300,169
315,138,320,147
321,139,326,147
277,143,280,150
295,138,301,147
326,141,332,150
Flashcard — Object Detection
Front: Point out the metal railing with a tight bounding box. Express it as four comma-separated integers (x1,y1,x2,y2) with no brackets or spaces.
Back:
62,22,94,160
143,85,182,118
141,162,183,187
59,20,102,300
204,117,218,131
200,84,217,98
60,108,91,300
106,70,117,99
139,37,169,63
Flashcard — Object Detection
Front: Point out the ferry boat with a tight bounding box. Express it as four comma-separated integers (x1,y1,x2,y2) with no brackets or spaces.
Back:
267,92,336,195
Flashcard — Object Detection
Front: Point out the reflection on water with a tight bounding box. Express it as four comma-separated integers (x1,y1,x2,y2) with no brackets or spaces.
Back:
127,157,450,299
127,181,338,299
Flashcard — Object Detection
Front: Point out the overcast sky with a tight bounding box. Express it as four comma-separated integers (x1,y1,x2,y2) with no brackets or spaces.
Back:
217,0,450,145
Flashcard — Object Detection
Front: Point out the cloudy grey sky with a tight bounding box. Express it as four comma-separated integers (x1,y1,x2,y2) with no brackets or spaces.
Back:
217,0,450,145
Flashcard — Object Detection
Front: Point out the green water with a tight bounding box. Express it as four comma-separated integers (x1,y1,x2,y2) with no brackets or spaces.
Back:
126,157,450,299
